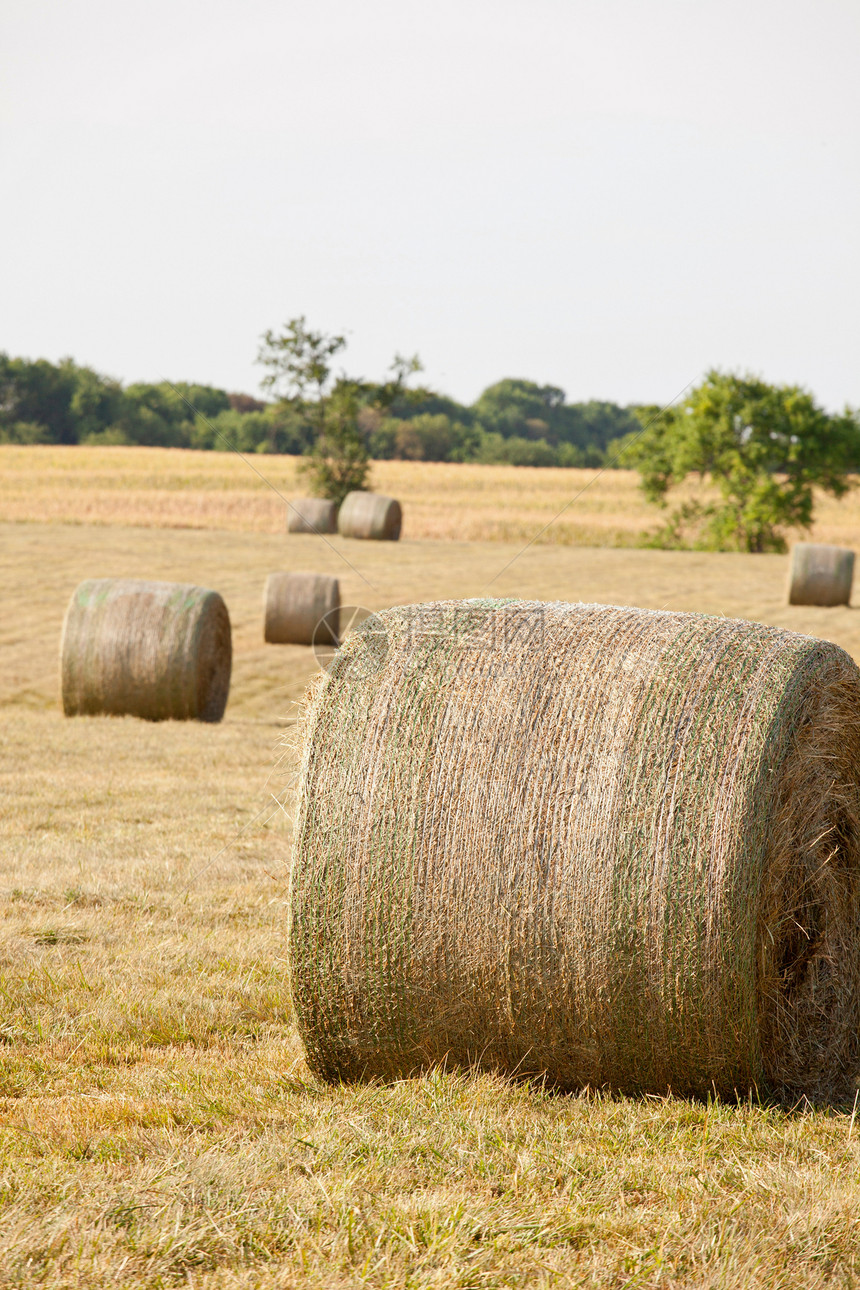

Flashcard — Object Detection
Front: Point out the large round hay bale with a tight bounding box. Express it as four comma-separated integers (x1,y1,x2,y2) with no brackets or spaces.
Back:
788,542,854,607
290,599,860,1104
61,578,232,722
337,491,402,541
263,572,339,646
287,498,339,535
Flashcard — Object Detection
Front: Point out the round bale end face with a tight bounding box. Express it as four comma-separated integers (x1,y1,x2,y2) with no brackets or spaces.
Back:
788,543,855,607
337,492,402,541
287,498,339,535
191,591,232,721
60,579,232,722
263,572,340,646
290,600,860,1105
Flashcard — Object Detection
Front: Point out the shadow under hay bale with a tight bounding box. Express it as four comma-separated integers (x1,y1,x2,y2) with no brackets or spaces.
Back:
287,498,339,535
788,542,854,607
337,491,402,541
61,578,231,722
290,599,860,1105
263,572,339,647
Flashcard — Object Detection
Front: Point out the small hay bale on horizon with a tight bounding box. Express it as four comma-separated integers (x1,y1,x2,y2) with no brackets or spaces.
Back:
61,578,232,722
290,599,860,1106
337,491,402,541
788,542,854,607
263,571,339,647
287,498,339,535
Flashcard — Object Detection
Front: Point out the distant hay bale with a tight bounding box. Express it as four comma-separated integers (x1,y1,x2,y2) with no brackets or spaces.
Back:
61,578,231,722
263,572,339,647
287,498,339,535
788,542,854,607
290,599,860,1104
337,491,402,541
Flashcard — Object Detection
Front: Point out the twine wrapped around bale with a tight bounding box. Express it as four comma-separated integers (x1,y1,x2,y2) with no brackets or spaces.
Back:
337,491,402,541
290,599,860,1104
264,572,339,646
61,578,232,722
287,498,339,535
788,542,854,607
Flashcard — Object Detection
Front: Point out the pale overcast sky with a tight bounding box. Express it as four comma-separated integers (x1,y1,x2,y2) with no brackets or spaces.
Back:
1,0,857,409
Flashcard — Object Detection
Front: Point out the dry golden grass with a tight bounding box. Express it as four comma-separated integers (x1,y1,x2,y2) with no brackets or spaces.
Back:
4,443,860,547
4,511,860,1286
6,519,860,717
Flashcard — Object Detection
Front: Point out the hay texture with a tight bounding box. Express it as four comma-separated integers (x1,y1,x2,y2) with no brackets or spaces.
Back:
788,542,854,607
61,578,231,722
264,572,339,646
287,498,339,535
337,491,402,541
290,599,860,1104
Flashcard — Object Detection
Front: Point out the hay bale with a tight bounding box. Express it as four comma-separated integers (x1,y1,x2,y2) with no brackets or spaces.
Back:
263,572,339,646
290,599,860,1104
788,542,854,607
337,491,402,541
61,578,231,721
287,498,339,535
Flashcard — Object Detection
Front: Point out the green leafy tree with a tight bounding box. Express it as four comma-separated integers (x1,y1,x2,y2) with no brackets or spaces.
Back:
257,321,425,504
573,400,642,454
369,352,424,413
97,382,230,447
300,383,372,505
473,379,566,443
630,371,859,553
257,316,369,505
383,386,470,424
472,378,640,454
115,384,191,447
0,353,79,442
0,354,133,443
69,367,125,441
257,318,347,408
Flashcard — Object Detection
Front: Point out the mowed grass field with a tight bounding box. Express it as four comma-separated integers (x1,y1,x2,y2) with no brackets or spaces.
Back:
5,442,860,548
4,446,860,1287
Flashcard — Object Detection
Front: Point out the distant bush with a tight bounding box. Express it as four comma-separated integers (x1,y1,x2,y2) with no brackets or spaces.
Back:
477,432,556,467
472,432,605,468
368,414,479,462
189,406,312,455
0,420,55,444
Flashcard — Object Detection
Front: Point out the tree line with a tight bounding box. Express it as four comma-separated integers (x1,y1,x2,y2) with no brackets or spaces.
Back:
0,349,641,468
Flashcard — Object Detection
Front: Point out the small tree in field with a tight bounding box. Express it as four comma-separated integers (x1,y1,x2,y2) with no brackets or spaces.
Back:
299,382,371,507
629,371,858,553
257,317,370,506
257,318,423,507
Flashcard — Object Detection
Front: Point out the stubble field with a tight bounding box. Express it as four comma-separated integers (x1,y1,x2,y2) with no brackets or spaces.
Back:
3,446,860,1288
4,442,860,548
